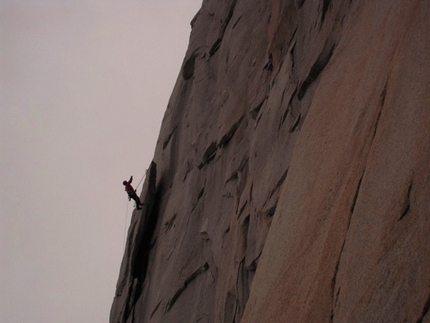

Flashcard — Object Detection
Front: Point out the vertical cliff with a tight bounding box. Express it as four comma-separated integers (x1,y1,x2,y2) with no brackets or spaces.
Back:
111,0,430,322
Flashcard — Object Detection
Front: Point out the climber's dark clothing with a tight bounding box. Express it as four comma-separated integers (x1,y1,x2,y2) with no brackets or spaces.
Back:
124,176,134,193
128,191,142,209
123,176,142,209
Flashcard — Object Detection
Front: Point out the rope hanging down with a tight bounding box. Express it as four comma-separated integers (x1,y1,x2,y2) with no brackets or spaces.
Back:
123,200,129,250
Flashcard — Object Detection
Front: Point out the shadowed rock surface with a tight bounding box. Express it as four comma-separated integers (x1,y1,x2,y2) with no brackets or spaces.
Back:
111,0,430,322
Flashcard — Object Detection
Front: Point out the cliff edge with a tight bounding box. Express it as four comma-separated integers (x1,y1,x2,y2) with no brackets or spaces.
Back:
111,1,430,322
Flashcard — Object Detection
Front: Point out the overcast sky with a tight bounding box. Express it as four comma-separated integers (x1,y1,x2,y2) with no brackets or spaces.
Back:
0,0,202,322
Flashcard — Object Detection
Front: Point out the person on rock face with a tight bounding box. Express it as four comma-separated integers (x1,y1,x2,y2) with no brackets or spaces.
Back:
123,176,142,210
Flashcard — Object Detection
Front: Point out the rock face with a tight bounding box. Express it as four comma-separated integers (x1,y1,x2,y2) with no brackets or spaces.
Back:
110,0,430,322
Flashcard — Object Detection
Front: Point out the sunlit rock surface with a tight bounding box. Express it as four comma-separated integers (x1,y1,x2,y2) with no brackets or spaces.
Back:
111,1,430,322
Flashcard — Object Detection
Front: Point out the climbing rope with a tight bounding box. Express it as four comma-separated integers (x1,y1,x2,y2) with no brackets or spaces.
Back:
123,199,129,250
134,171,146,191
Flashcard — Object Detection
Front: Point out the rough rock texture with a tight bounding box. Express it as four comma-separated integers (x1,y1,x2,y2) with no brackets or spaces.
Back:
111,0,430,322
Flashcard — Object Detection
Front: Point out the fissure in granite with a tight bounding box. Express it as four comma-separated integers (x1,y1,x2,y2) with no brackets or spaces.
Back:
417,293,430,323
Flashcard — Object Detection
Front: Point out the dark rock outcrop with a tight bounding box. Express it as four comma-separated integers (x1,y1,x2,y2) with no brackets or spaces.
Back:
111,1,430,322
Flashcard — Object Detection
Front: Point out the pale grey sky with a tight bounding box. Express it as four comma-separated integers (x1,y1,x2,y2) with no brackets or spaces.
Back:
0,1,202,322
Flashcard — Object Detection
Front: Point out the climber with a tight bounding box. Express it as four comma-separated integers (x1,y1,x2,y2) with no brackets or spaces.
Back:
123,176,142,210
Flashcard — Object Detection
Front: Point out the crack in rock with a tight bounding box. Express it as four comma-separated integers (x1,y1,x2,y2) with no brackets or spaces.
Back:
163,125,178,150
330,172,365,322
183,54,197,80
297,41,335,100
398,180,413,221
416,291,430,323
208,0,238,57
198,141,218,169
165,263,210,313
219,116,244,147
321,0,332,23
